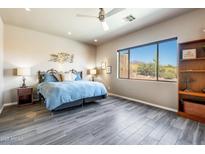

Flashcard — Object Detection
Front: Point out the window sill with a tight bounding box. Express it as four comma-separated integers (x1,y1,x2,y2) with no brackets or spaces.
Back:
117,78,177,83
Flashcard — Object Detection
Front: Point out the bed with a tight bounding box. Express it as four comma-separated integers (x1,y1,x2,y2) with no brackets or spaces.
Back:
37,69,107,111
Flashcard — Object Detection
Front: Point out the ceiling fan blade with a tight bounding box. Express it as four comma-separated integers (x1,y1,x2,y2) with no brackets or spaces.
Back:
76,14,98,18
101,21,109,31
105,8,125,18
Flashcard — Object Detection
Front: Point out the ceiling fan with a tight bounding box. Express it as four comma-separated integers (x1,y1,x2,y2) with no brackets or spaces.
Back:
76,8,125,31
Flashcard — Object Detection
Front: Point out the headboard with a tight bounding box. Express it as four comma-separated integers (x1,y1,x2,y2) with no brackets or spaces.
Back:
69,69,83,80
38,69,83,83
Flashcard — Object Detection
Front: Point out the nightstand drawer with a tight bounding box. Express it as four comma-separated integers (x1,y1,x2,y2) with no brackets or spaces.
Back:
17,87,33,105
17,88,33,96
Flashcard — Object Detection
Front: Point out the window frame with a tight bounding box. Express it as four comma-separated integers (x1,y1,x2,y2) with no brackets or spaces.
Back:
117,37,178,82
118,49,129,79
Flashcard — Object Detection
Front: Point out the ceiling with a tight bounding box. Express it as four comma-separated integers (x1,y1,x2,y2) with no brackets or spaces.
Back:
0,8,194,46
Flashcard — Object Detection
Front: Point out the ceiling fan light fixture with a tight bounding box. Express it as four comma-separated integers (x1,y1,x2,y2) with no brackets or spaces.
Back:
102,21,109,31
76,8,124,32
25,8,31,12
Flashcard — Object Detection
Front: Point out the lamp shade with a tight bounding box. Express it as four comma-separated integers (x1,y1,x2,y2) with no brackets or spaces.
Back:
90,69,97,75
17,68,31,76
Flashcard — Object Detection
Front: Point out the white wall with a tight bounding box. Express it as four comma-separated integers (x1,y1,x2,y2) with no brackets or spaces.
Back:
0,17,4,109
96,9,205,110
4,24,96,104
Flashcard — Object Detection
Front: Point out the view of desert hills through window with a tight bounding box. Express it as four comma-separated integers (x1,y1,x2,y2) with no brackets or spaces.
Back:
119,39,177,81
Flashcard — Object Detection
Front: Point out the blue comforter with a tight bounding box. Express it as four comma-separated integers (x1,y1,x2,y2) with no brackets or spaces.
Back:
37,81,107,110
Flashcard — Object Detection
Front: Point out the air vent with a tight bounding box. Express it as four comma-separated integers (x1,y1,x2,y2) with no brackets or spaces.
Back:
123,15,136,22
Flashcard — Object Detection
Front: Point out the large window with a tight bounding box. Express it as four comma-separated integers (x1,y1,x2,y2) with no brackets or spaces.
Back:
118,38,177,82
130,44,157,80
158,39,177,81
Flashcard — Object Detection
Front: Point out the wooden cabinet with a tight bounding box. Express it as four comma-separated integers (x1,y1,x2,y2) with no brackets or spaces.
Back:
183,101,205,118
17,87,33,105
178,39,205,123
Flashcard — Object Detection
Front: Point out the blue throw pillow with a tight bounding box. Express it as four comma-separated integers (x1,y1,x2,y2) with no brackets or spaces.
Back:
44,73,58,82
75,72,82,81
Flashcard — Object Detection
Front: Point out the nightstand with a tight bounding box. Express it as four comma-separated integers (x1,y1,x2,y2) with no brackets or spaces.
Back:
17,87,33,105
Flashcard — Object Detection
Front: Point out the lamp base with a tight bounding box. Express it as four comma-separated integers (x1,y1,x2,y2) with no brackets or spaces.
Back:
21,76,27,88
91,76,94,82
21,85,27,88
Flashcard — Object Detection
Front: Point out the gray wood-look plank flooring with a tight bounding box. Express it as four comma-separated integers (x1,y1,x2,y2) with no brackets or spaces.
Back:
0,96,205,145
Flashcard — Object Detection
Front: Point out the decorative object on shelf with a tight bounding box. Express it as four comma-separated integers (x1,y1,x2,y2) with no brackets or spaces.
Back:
17,67,31,88
202,88,205,93
49,52,73,64
180,74,194,92
89,69,97,81
201,45,205,52
106,66,112,74
101,62,106,69
182,49,196,59
197,46,205,53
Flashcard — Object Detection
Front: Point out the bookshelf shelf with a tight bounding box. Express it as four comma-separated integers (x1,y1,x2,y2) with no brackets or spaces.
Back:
179,91,205,98
179,70,205,73
180,57,205,62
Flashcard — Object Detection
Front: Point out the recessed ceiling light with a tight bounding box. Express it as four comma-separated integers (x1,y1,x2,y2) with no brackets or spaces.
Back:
203,29,205,32
25,8,31,12
67,32,72,35
123,15,136,22
94,39,98,42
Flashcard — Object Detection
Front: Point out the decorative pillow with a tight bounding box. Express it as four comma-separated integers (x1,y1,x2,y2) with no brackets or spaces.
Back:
63,72,76,81
59,73,64,81
75,72,82,81
43,73,58,82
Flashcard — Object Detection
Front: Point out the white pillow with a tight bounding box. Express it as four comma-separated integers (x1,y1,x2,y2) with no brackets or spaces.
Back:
64,72,76,81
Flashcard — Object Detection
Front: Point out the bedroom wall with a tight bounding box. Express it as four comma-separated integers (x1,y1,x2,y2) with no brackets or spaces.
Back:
3,24,96,104
0,17,4,110
96,9,205,110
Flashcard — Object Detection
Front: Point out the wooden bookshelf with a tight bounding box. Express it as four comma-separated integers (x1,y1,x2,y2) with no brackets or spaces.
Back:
178,39,205,123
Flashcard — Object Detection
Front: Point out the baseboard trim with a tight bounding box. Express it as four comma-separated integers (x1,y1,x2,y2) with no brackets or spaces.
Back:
108,93,177,112
0,102,18,114
4,102,18,107
0,105,4,114
1,96,177,114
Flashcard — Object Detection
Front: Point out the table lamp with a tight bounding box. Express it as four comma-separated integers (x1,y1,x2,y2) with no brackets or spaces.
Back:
17,68,31,88
90,69,97,81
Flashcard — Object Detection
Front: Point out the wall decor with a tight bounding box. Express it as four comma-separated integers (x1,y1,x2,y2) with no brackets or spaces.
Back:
101,62,106,69
49,52,74,64
106,66,112,74
182,49,196,59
